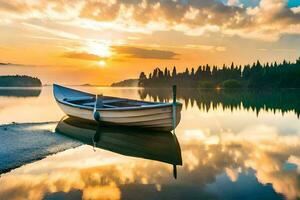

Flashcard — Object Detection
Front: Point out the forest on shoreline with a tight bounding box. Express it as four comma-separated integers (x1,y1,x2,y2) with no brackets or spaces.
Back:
135,57,300,88
0,75,42,87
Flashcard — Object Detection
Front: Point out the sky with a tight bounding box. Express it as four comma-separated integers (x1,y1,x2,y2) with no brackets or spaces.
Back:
0,0,300,85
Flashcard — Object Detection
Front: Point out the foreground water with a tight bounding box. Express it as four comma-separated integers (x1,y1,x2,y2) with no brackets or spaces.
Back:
0,86,299,200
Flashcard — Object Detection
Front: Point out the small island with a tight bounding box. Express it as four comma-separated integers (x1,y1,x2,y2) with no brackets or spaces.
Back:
0,75,42,87
111,79,138,87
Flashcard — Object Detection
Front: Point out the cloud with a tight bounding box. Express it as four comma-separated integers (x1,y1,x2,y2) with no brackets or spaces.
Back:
0,0,300,41
77,0,300,41
62,51,103,61
0,1,29,13
227,0,241,6
292,6,300,14
79,0,241,29
0,62,33,67
112,46,179,60
0,46,9,50
184,44,227,52
22,22,79,40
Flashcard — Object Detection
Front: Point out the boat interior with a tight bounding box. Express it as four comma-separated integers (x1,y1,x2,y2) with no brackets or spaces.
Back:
63,95,157,109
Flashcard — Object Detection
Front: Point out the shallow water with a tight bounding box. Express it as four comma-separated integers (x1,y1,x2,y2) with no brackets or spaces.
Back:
0,86,299,200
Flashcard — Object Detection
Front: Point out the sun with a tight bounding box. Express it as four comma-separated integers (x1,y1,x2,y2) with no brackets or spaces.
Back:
98,60,106,67
86,42,111,58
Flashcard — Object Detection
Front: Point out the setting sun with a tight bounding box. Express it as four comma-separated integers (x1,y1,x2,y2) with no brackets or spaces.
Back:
86,42,112,58
98,60,106,67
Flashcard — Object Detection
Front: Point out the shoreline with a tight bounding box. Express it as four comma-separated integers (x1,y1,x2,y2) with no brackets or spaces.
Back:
0,121,81,174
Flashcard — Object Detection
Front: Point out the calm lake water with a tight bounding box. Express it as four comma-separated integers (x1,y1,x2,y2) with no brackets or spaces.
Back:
0,86,300,200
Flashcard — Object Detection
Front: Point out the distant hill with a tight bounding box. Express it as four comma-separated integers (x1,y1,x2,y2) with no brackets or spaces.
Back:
0,63,9,65
80,83,92,86
111,79,138,87
0,75,42,87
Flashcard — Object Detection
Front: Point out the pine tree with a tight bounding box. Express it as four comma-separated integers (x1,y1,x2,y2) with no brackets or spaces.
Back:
138,72,147,86
172,66,177,78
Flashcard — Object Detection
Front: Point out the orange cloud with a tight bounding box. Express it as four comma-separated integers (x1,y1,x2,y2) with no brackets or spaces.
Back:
112,46,179,60
62,51,104,61
77,0,300,40
1,0,299,41
0,1,29,13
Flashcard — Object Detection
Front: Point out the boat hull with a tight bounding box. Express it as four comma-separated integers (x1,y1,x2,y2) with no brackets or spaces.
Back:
56,101,182,131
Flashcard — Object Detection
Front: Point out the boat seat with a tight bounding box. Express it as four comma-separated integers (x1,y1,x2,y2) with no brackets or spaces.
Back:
103,104,118,108
64,96,94,102
102,99,127,104
81,99,126,106
82,102,119,108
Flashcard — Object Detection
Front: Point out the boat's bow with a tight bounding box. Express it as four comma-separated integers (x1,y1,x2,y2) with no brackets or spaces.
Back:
53,84,94,102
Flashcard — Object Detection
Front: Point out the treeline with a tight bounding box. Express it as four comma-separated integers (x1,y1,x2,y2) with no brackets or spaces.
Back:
138,57,300,88
139,88,300,118
0,75,42,87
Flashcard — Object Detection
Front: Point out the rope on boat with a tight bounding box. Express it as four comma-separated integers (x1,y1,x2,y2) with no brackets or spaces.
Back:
93,95,101,121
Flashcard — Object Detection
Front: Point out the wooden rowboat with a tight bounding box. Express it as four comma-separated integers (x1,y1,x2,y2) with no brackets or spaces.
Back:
53,84,182,131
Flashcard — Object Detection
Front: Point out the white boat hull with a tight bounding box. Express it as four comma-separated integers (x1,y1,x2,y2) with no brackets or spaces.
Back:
56,101,181,131
53,84,182,131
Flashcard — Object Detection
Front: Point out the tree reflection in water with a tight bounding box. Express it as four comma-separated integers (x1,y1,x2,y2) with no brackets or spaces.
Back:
139,88,300,118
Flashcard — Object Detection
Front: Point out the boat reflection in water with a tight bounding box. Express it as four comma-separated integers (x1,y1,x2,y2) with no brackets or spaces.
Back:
56,116,182,178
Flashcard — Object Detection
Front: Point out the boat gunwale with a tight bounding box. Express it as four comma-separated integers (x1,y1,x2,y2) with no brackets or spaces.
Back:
53,84,182,111
56,98,182,111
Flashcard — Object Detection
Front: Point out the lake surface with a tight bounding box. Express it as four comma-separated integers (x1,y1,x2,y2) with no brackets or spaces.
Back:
0,86,300,200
